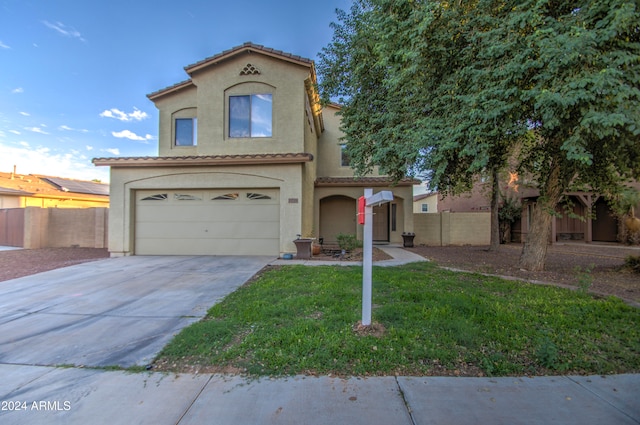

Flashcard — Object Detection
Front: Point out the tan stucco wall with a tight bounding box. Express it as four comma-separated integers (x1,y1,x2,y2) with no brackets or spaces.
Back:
414,212,490,246
108,164,306,256
22,207,108,249
314,185,414,245
155,52,312,157
413,195,438,214
0,196,20,209
316,105,350,177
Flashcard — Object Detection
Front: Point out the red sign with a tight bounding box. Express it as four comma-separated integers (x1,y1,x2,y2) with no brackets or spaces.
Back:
358,196,365,224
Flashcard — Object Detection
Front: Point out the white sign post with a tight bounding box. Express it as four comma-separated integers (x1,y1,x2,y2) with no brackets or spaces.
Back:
361,188,393,326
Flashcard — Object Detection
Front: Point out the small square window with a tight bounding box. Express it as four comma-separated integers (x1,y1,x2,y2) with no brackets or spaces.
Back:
175,118,197,146
421,204,428,212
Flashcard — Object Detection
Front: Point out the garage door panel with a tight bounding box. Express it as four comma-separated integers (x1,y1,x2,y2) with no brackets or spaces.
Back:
136,204,279,222
135,238,278,256
136,221,279,239
135,189,280,255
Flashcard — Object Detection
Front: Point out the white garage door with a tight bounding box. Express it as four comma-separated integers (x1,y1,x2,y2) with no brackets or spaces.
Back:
135,189,280,255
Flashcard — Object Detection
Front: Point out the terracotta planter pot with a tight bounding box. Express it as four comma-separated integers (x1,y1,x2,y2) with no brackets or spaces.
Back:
626,216,640,233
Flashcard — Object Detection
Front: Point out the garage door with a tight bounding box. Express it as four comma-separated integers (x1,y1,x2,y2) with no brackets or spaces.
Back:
135,189,279,255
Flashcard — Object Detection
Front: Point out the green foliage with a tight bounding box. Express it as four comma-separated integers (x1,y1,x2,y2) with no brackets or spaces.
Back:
336,233,361,252
157,263,640,377
535,331,561,370
318,0,640,269
574,264,595,293
499,195,522,224
624,255,640,273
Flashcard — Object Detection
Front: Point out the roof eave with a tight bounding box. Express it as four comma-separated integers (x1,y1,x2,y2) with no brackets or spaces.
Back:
93,153,314,168
315,177,419,187
184,42,312,75
147,80,195,101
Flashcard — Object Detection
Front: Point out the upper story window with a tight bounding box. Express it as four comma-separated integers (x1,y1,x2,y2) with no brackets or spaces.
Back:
421,204,429,212
229,94,272,138
340,144,351,167
175,117,197,146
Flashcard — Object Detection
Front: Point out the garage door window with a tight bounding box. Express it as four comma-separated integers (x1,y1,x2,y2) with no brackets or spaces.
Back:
141,193,168,201
247,192,272,200
174,193,202,201
213,193,239,200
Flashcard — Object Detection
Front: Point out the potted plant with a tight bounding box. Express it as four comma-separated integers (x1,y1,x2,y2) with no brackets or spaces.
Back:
293,234,314,259
401,232,416,247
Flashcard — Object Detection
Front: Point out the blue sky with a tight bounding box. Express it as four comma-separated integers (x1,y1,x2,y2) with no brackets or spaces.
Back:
0,0,351,182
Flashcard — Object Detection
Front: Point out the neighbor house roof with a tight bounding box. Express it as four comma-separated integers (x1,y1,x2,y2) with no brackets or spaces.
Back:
148,42,314,101
413,192,436,202
93,153,314,167
315,177,419,187
0,171,109,200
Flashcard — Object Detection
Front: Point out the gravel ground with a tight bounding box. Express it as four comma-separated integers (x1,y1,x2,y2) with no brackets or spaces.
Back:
0,247,109,282
408,243,640,305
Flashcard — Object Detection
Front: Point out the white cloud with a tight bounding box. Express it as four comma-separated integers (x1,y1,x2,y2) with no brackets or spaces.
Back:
25,126,50,135
9,130,21,135
19,111,30,116
86,145,94,151
0,41,10,49
42,21,86,42
0,143,109,182
59,125,89,133
18,141,29,147
12,87,24,94
103,148,120,155
99,107,149,122
112,130,154,141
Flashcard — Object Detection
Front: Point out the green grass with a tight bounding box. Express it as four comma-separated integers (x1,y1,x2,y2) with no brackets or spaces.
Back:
155,262,640,377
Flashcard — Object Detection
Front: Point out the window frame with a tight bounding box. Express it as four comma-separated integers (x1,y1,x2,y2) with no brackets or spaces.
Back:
173,115,197,147
228,93,273,139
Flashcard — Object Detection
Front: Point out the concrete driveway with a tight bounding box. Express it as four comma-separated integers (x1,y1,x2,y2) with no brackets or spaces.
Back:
0,255,272,368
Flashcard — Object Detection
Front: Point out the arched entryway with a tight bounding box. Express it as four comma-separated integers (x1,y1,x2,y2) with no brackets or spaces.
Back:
319,195,357,245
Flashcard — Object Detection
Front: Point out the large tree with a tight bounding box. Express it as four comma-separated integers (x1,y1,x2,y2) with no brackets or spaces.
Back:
318,0,640,270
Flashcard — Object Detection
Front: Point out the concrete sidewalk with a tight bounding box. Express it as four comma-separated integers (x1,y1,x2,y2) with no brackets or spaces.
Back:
1,365,638,424
270,245,427,267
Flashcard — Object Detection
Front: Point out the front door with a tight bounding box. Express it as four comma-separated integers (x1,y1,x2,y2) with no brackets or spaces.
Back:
373,204,389,242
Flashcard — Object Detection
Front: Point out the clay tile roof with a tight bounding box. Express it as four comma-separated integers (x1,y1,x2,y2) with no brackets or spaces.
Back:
93,153,314,167
184,42,312,75
147,79,194,100
315,177,419,187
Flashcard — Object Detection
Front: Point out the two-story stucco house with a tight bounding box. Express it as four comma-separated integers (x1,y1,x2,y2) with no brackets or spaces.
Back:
93,43,415,257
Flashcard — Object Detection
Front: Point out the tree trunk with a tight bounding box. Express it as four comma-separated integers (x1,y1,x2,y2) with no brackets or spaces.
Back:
518,162,563,271
488,169,500,252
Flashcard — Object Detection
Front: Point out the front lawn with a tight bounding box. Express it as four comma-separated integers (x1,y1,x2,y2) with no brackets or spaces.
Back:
154,262,640,377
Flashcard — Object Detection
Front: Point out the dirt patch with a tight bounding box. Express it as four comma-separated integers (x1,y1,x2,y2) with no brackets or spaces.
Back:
306,247,393,262
352,321,386,338
408,243,640,305
0,247,109,282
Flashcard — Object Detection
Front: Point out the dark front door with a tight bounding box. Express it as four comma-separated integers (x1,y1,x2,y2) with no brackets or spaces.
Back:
593,199,618,242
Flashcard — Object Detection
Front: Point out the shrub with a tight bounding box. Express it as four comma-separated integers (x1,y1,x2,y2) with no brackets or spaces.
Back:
624,255,640,273
336,233,361,252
